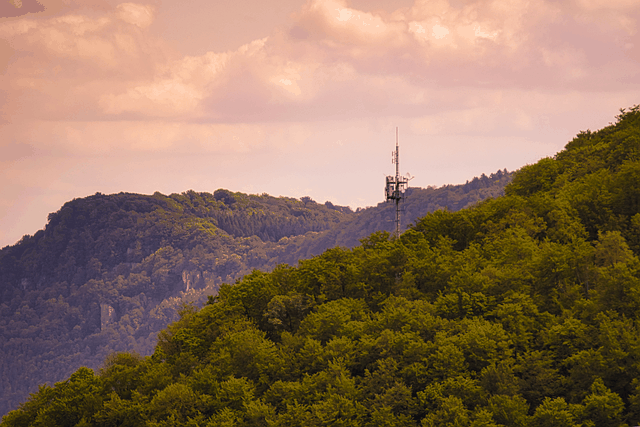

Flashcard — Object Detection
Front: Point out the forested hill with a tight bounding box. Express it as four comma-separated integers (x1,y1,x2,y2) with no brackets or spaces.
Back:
0,171,510,417
4,107,640,426
288,169,511,258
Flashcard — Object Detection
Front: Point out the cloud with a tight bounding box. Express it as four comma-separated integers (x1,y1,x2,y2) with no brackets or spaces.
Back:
116,3,154,28
0,4,163,69
294,0,407,46
0,0,45,18
99,43,238,118
0,2,172,124
0,0,638,140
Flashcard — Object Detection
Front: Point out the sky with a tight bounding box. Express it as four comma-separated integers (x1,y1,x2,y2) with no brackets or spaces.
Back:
0,0,639,248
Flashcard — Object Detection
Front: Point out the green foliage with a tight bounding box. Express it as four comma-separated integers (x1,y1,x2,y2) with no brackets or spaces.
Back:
507,157,562,197
582,378,625,427
531,397,579,427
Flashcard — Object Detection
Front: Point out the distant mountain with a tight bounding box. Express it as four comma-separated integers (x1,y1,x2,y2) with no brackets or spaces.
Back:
0,171,511,416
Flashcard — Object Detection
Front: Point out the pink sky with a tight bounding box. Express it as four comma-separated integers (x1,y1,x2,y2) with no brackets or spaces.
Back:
1,0,639,248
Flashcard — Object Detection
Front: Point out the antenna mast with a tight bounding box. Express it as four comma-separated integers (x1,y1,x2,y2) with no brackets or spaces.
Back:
385,127,412,239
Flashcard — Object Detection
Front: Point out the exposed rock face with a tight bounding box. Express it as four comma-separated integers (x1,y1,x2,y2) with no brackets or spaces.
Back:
182,270,202,291
100,303,116,330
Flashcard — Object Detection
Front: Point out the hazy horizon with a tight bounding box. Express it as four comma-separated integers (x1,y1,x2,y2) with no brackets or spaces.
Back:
1,0,639,248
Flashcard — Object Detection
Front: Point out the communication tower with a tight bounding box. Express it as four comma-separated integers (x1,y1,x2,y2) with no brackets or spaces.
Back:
385,127,412,239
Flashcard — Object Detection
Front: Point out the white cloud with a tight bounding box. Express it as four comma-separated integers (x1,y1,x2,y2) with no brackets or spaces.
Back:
432,24,449,39
116,3,155,28
297,0,407,46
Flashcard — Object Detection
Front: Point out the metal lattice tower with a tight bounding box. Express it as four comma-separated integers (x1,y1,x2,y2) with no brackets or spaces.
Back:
385,127,412,239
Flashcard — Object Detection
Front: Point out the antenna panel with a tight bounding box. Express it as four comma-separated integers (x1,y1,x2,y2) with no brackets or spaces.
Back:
383,127,413,239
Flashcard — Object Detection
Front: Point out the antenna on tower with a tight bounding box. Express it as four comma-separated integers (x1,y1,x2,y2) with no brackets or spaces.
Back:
384,127,413,239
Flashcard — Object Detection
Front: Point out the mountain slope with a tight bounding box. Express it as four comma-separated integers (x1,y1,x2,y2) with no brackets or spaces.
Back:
0,172,510,417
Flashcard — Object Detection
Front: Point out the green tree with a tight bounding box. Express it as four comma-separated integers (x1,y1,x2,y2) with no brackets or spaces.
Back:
581,378,625,427
531,397,580,427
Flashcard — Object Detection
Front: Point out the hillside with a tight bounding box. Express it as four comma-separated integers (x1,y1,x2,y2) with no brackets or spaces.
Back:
3,106,640,426
0,172,510,417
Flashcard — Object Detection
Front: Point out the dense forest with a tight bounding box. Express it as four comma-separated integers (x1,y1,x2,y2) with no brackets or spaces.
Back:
3,106,640,426
0,171,511,417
